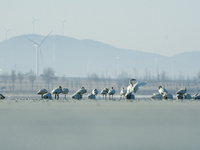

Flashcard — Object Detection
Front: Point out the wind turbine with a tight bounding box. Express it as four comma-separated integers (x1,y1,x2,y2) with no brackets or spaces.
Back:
116,57,119,78
4,27,10,40
0,59,3,74
32,15,38,34
59,19,67,36
52,43,55,71
26,30,53,76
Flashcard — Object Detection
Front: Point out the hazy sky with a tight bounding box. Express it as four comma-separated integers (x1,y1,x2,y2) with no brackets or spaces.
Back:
0,0,200,56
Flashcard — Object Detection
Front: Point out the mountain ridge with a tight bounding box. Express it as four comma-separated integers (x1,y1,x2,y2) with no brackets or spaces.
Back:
0,34,199,78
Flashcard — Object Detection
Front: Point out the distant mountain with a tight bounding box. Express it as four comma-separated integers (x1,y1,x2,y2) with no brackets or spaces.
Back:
0,34,199,78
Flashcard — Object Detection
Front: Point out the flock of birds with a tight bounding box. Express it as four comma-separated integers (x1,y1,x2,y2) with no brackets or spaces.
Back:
151,85,200,100
1,78,200,100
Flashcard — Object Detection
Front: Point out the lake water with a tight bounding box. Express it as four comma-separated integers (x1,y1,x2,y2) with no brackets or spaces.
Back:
0,99,199,150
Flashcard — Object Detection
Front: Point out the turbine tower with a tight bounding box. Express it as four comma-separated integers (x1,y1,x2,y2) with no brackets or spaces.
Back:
32,15,38,34
4,27,10,40
0,59,3,74
59,19,67,36
116,57,119,78
26,30,53,76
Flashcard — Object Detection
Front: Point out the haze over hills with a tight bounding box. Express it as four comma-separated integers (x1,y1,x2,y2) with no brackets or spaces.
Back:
0,34,199,78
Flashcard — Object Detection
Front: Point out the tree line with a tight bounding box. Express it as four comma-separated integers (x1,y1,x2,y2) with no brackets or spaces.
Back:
0,68,200,94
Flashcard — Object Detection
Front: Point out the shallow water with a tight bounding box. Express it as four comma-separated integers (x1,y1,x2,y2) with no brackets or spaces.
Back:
0,99,199,150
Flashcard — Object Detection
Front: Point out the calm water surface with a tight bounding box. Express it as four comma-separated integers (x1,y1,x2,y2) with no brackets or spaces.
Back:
0,99,199,150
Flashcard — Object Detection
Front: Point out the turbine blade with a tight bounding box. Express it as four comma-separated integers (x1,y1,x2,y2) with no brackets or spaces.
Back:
39,47,44,69
25,36,39,45
59,19,67,23
40,30,53,45
31,15,38,21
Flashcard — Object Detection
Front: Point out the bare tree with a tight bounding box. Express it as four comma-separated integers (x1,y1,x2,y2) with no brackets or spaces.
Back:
186,76,191,88
61,74,69,87
197,71,200,82
100,72,106,88
107,76,112,88
160,70,167,87
70,80,74,89
87,73,92,90
116,72,129,90
18,71,24,91
178,73,185,87
10,70,16,91
143,68,151,81
90,73,99,89
61,74,66,84
42,67,55,90
74,78,79,88
156,69,160,83
1,72,9,91
51,76,58,89
28,70,36,92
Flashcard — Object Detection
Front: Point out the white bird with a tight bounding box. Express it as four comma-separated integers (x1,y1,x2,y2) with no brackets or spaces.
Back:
71,87,87,100
126,79,136,94
76,87,87,95
158,85,168,95
125,93,135,100
71,93,82,100
87,93,96,99
120,87,127,99
100,88,109,99
176,94,183,100
43,93,52,99
125,79,147,99
62,88,69,99
0,94,5,99
92,89,98,96
162,93,173,99
108,87,115,100
51,86,62,99
176,87,186,95
151,93,162,100
183,93,191,99
127,79,147,93
192,93,200,100
88,89,98,100
37,89,48,99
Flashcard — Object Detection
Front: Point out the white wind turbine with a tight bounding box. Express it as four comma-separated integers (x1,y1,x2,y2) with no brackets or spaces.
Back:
26,30,53,76
32,15,38,34
4,27,10,40
59,19,67,36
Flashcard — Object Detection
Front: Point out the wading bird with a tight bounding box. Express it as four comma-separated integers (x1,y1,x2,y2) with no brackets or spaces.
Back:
176,87,186,95
62,88,69,99
158,85,168,95
108,87,115,100
151,93,162,100
43,93,52,99
120,87,127,99
37,89,48,99
88,89,98,99
92,89,98,96
71,93,82,100
51,86,62,99
0,94,5,99
100,88,109,99
125,79,147,100
176,87,187,100
157,86,173,99
71,87,87,100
